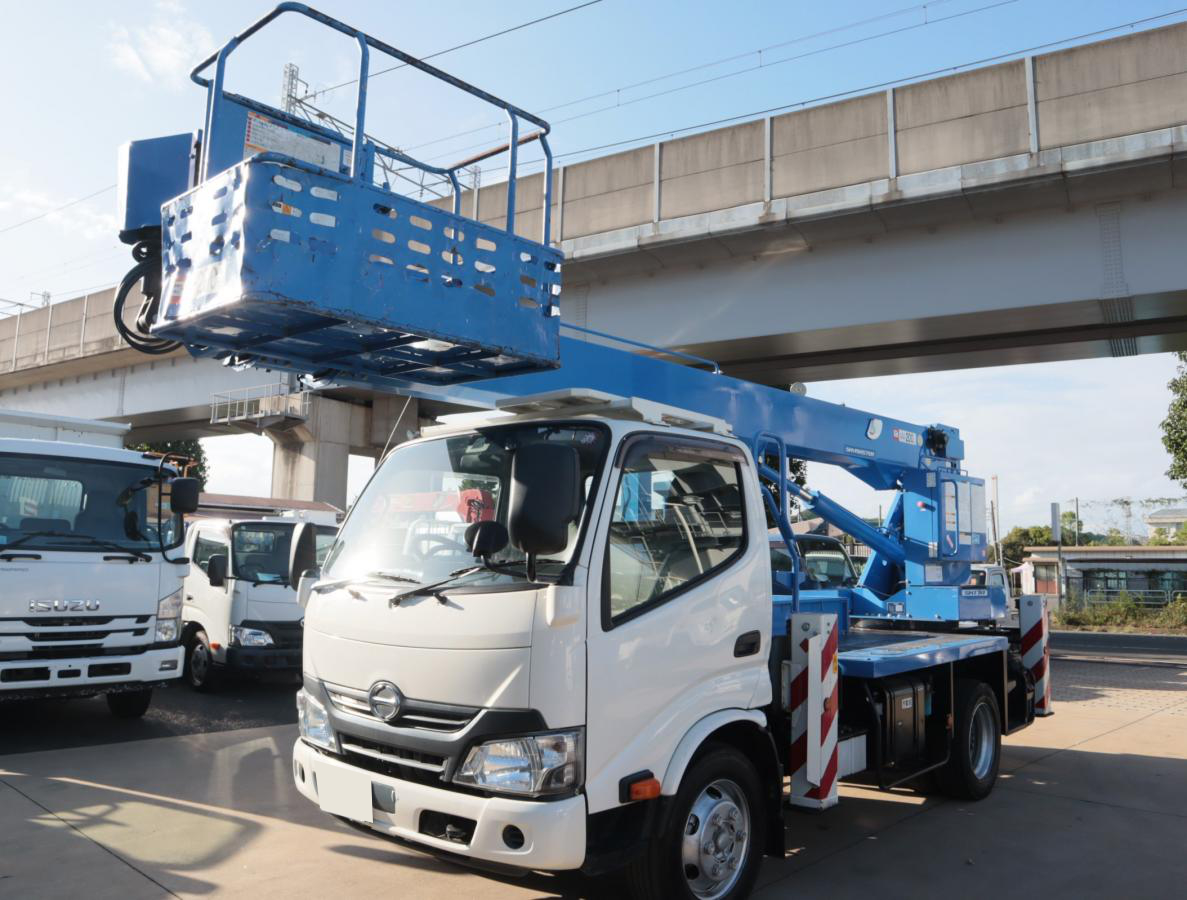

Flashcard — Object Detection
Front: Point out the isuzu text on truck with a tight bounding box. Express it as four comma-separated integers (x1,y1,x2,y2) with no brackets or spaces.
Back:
113,6,1052,895
0,409,200,716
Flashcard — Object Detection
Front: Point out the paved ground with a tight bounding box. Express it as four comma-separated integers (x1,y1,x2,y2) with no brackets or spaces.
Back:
1051,629,1187,666
3,658,1187,899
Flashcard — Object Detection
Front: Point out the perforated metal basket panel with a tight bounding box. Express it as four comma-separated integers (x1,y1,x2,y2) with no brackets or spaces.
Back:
154,157,562,384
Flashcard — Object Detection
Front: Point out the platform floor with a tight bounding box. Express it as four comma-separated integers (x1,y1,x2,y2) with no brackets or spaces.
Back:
3,658,1187,898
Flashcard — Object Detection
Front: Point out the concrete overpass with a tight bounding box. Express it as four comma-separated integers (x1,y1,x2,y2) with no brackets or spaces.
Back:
3,20,1187,503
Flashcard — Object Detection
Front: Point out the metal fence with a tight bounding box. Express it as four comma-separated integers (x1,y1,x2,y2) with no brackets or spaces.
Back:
210,382,310,426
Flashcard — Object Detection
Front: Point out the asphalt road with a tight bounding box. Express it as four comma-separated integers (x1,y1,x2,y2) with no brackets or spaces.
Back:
0,673,298,756
1050,629,1187,665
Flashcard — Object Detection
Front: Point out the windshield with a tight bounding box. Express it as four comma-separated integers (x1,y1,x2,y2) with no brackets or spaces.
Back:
323,423,609,588
0,452,181,553
232,522,337,584
798,537,857,588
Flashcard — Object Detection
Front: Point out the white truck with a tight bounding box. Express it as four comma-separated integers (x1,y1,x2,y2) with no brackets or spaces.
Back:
181,515,337,689
0,409,199,716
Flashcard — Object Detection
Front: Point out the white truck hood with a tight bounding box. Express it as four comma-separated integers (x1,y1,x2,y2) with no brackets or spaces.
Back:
236,581,303,622
0,554,167,618
303,583,539,708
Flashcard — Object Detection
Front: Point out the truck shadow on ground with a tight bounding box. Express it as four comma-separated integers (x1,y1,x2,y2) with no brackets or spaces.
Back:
0,674,299,756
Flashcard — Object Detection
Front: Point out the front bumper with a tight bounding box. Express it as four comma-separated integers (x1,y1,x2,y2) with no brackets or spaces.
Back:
226,645,302,671
0,645,184,699
293,738,587,871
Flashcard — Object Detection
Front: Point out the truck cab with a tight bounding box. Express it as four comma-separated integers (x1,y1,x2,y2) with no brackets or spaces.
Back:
0,410,199,717
182,517,336,689
770,533,860,591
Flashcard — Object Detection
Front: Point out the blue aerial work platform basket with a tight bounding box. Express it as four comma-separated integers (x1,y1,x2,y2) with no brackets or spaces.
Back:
118,3,562,384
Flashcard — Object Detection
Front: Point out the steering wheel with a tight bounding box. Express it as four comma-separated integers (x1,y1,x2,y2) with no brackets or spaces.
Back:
407,533,470,559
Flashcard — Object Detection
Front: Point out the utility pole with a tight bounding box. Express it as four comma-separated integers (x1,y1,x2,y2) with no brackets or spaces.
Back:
991,475,1002,564
1075,496,1080,546
281,63,306,116
1051,502,1064,608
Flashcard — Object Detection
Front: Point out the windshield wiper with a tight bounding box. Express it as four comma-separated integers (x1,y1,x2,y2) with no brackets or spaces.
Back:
386,560,546,607
313,570,422,595
1,530,151,562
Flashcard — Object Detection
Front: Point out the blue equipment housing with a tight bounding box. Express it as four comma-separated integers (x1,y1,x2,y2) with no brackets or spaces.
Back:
117,3,1007,638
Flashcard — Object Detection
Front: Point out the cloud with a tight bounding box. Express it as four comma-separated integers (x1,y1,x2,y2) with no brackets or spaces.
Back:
107,0,213,90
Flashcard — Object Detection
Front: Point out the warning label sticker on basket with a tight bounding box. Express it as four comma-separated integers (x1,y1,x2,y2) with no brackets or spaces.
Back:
245,111,341,171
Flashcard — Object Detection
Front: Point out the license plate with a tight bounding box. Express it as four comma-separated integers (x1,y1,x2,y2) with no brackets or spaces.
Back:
314,761,374,823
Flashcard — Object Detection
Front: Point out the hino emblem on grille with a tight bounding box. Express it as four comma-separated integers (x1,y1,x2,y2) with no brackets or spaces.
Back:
28,599,101,612
368,681,404,722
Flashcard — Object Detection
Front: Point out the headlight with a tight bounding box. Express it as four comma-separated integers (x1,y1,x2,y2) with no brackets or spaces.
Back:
454,729,583,797
230,626,274,647
155,589,182,643
297,688,338,752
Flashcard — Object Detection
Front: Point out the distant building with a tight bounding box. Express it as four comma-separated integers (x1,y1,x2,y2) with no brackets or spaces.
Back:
1021,545,1187,606
193,493,342,525
1145,507,1187,539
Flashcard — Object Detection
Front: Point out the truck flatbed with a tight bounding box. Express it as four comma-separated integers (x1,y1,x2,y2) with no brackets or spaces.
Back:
837,629,1007,679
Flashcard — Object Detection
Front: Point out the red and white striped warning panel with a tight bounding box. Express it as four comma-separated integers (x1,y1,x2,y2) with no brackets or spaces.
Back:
787,612,840,810
1019,595,1053,717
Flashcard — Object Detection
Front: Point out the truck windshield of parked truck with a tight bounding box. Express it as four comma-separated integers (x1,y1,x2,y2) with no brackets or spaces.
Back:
232,522,337,584
322,422,609,589
0,452,182,552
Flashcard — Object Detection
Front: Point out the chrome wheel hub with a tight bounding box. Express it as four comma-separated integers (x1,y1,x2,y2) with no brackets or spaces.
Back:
681,778,750,899
969,699,996,780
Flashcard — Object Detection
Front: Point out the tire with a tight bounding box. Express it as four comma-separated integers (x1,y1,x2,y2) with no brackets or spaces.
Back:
937,679,1001,801
626,744,766,900
185,629,222,692
106,689,152,718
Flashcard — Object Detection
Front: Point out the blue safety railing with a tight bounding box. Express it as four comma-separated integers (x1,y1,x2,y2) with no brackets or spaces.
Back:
189,2,553,242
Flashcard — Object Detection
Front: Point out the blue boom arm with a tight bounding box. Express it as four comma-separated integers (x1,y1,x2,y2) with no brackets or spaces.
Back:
113,3,1004,628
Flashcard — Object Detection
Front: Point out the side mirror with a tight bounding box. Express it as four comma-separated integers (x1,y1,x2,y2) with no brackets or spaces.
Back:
288,522,317,590
170,477,201,514
206,553,228,588
297,568,320,610
466,520,509,558
508,444,582,556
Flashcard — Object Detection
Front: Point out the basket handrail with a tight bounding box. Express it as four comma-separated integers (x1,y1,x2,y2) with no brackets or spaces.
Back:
189,2,553,242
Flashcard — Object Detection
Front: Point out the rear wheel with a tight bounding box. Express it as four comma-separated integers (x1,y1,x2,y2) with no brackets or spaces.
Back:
938,679,1001,800
626,744,765,900
185,629,221,692
106,689,152,718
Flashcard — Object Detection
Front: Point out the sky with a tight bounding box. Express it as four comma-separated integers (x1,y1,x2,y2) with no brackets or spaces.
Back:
1,0,1184,532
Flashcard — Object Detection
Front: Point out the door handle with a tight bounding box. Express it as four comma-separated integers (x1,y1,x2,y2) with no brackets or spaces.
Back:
733,630,761,658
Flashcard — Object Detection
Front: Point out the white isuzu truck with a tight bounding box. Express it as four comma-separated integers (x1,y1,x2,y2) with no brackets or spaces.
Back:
0,409,200,716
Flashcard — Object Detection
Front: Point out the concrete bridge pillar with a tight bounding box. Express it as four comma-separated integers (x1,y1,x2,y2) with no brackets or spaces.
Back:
267,394,418,508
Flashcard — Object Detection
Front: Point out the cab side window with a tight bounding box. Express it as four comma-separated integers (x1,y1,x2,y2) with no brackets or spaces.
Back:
192,534,226,573
604,437,746,627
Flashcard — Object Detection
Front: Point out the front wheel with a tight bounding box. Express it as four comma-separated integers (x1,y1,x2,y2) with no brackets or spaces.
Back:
938,679,1001,800
106,689,152,718
185,629,222,692
626,744,766,900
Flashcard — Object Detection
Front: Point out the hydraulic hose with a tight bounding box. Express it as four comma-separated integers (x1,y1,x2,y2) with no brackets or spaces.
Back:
113,240,182,356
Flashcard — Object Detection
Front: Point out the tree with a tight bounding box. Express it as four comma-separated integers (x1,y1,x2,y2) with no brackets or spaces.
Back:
1161,351,1187,486
998,524,1053,566
1104,527,1127,546
1060,509,1083,544
1149,524,1187,546
131,439,210,490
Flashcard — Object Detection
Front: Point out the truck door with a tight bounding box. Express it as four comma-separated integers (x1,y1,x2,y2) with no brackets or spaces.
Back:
584,434,769,813
187,529,232,646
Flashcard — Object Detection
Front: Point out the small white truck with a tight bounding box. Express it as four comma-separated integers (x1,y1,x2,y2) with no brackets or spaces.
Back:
181,515,336,689
0,409,199,716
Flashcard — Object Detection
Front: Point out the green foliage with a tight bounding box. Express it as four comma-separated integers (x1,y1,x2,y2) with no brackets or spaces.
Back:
1103,527,1127,546
1148,525,1187,546
1055,594,1187,633
997,524,1052,565
130,439,209,490
1161,351,1187,487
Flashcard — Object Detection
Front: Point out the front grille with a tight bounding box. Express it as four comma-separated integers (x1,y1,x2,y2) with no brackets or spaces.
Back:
0,645,149,662
325,682,477,732
339,735,448,788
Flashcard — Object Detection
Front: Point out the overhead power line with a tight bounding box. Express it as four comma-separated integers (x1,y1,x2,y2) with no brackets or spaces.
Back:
0,184,115,237
301,0,606,102
406,0,974,156
503,5,1187,173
